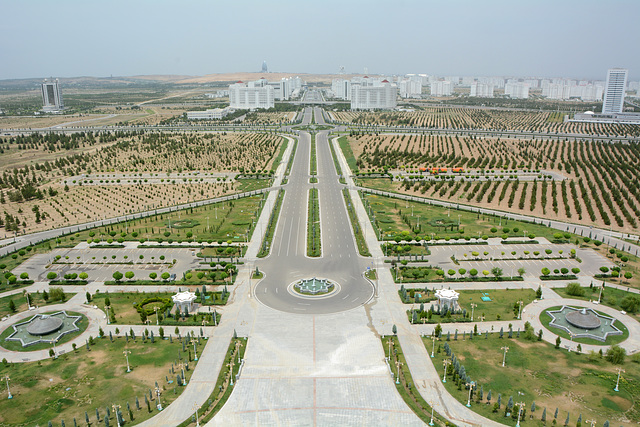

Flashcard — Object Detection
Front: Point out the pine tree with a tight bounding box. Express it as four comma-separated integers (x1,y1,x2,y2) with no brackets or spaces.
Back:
564,412,570,426
541,407,546,422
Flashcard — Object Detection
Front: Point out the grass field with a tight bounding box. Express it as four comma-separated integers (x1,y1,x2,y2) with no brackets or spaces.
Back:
0,291,75,319
552,285,640,320
0,333,201,426
362,192,569,242
406,288,537,323
429,333,639,425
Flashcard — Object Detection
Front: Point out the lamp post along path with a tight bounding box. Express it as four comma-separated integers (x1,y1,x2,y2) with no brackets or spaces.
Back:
501,346,509,367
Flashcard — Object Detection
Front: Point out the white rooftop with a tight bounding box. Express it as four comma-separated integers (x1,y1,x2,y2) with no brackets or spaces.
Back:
172,291,196,303
435,289,459,300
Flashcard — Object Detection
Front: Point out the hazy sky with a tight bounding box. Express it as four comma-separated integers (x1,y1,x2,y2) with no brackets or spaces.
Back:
2,0,639,81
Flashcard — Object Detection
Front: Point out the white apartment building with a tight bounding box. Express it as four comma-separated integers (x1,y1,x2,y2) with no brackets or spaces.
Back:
41,79,64,112
430,81,453,97
469,82,494,98
229,81,274,109
332,79,351,100
350,80,397,110
603,68,628,113
504,82,529,99
187,107,233,120
398,79,422,98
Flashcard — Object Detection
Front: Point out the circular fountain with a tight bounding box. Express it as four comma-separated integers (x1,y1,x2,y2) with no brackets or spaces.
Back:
565,308,601,330
290,277,338,297
25,315,64,336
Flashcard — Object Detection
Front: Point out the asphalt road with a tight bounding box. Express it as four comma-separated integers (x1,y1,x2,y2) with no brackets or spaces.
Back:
254,107,374,314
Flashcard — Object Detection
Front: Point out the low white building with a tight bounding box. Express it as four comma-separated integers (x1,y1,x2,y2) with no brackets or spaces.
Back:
350,80,397,110
435,289,460,312
187,107,233,120
229,81,274,109
172,291,197,313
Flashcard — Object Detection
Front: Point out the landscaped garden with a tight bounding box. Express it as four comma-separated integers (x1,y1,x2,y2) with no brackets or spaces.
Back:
429,331,639,426
0,332,202,426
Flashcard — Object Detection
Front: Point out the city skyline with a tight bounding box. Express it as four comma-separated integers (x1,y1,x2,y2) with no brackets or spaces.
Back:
1,0,639,81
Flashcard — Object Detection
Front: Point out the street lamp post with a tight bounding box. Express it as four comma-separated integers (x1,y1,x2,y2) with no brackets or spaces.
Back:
191,338,198,361
465,381,475,407
123,350,132,372
395,360,403,385
112,404,122,427
614,367,625,392
387,337,393,361
515,402,525,427
429,401,435,426
431,334,436,358
442,359,450,383
193,403,200,427
154,307,159,325
501,346,509,367
470,303,477,321
51,338,58,359
585,419,597,427
155,386,163,410
2,376,11,399
517,301,523,320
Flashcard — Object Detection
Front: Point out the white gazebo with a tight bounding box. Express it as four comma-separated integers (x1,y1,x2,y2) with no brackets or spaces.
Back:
172,291,197,313
435,289,459,312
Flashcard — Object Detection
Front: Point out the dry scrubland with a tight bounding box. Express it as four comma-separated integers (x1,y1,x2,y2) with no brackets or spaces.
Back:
333,108,640,137
346,133,640,233
0,132,284,235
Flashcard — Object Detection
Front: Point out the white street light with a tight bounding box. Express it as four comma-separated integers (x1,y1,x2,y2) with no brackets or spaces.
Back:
123,350,132,373
501,346,509,367
614,367,625,392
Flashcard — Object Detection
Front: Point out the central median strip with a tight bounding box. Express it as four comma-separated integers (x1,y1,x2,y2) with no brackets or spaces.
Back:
309,133,318,183
307,187,321,257
257,189,285,258
342,189,371,256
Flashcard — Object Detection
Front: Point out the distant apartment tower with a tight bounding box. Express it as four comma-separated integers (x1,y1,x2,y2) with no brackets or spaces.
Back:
261,60,268,73
41,79,64,112
504,82,529,99
332,79,351,100
398,79,422,98
602,68,628,113
350,80,397,110
430,81,452,97
470,83,494,98
229,81,274,109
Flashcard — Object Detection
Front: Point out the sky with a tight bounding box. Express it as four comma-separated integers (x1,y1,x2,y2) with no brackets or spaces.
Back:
1,0,639,81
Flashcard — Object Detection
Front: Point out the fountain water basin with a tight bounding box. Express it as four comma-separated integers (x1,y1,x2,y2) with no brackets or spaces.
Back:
546,306,623,342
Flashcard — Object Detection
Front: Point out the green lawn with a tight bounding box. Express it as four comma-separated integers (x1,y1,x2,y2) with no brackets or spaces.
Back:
407,288,537,323
430,333,640,425
362,192,576,242
338,136,357,172
552,285,640,320
0,291,75,319
91,292,223,326
0,333,202,426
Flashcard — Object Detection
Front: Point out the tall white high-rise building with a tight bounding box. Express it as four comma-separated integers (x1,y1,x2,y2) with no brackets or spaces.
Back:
430,81,452,97
470,83,494,98
398,79,422,98
332,79,352,100
41,79,64,112
229,81,274,109
350,80,397,110
505,82,529,99
602,68,628,113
